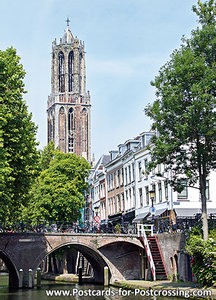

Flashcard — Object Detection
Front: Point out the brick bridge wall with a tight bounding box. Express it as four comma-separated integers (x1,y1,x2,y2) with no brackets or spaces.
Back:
157,232,191,281
0,233,144,288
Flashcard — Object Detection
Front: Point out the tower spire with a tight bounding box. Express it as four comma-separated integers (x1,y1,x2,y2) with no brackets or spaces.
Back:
65,17,70,27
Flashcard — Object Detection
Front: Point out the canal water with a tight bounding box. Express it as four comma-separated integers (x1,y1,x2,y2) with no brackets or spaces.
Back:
0,274,201,299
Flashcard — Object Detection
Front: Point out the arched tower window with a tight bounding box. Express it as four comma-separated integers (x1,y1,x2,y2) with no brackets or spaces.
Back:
81,108,88,155
59,106,66,152
58,51,65,93
68,107,75,153
68,51,74,92
79,53,82,94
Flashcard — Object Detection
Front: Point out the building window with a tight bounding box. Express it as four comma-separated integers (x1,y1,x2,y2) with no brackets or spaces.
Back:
79,53,82,93
116,169,120,187
113,197,116,214
145,134,154,146
133,187,135,208
121,168,124,185
152,184,156,204
138,162,142,181
110,197,112,215
111,174,113,190
68,51,73,92
158,182,162,203
113,173,115,189
68,108,74,153
139,188,143,207
129,188,132,208
81,108,88,154
132,163,135,181
126,191,128,208
165,181,168,200
128,165,131,183
125,168,128,185
108,198,110,215
58,51,65,92
144,159,148,176
117,195,120,212
177,180,188,199
121,193,125,211
145,186,149,206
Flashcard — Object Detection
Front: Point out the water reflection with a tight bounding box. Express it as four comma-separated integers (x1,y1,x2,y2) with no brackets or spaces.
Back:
0,275,200,300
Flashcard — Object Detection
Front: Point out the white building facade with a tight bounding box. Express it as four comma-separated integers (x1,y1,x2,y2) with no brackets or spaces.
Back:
87,131,216,227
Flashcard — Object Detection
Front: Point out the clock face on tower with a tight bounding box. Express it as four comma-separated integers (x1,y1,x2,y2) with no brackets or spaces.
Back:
47,22,91,162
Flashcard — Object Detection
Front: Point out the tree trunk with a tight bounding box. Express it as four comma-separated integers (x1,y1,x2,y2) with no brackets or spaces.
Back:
200,174,208,241
197,137,208,241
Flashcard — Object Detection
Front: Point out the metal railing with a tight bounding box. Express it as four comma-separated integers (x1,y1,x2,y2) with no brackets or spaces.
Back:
0,221,137,234
137,224,156,281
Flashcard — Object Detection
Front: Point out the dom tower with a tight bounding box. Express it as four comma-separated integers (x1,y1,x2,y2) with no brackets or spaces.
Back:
47,20,91,161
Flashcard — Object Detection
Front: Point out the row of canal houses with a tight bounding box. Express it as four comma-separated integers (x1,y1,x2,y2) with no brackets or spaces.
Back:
85,131,216,228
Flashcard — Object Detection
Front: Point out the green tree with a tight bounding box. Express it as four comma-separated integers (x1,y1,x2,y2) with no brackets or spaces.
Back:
0,47,39,223
39,140,59,171
145,0,216,240
25,152,90,223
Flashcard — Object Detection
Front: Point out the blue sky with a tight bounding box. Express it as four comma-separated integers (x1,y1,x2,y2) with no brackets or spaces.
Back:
0,0,198,161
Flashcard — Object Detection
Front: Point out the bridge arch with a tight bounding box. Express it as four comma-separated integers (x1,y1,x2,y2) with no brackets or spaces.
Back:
99,240,143,280
34,242,113,284
0,250,19,288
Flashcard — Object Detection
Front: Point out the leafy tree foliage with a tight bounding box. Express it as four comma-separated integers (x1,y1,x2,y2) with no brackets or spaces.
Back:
39,140,59,171
0,47,39,223
24,151,91,223
145,0,216,240
185,220,216,286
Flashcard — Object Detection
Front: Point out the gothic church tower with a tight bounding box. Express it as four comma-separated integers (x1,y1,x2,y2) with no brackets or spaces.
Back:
47,20,91,161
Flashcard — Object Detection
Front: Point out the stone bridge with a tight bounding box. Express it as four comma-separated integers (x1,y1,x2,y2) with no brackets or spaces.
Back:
0,232,144,288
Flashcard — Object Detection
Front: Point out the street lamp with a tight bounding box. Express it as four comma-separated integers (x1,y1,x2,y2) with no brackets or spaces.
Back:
149,190,155,207
149,189,155,201
149,189,156,217
149,189,156,232
94,206,99,216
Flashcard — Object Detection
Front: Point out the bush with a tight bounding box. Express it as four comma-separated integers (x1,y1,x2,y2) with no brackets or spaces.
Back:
185,223,216,287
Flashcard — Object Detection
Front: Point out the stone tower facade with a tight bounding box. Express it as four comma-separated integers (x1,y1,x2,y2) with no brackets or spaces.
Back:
47,22,91,161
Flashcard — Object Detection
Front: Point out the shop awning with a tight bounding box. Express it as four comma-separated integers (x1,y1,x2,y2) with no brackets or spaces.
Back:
108,213,122,223
175,208,216,218
133,212,150,222
154,208,168,217
123,210,135,221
